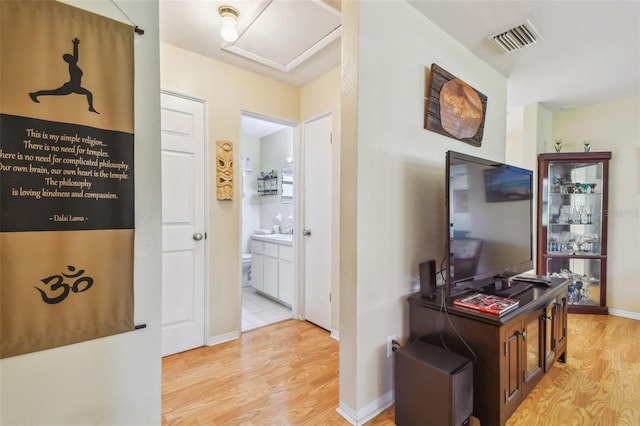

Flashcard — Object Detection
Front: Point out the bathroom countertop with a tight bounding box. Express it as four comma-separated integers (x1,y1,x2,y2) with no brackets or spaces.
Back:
251,234,293,245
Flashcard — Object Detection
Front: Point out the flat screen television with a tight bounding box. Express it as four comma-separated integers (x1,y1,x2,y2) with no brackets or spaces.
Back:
445,151,534,299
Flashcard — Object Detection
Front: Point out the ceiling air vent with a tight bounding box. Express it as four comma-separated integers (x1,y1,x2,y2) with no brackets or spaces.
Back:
488,19,542,53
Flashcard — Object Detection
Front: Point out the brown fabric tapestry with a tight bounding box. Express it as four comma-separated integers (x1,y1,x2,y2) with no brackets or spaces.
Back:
0,0,135,359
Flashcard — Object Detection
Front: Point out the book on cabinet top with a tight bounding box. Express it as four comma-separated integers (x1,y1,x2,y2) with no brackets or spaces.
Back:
453,292,520,315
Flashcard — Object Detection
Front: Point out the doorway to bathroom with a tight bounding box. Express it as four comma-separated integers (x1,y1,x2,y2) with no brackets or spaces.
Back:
240,112,297,332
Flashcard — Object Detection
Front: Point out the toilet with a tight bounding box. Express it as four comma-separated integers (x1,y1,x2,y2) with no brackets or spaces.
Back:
241,253,252,287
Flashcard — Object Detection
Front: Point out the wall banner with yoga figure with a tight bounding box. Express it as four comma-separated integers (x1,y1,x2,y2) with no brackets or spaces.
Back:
0,1,135,359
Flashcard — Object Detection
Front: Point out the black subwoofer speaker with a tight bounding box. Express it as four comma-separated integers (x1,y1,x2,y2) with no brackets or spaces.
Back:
395,340,473,426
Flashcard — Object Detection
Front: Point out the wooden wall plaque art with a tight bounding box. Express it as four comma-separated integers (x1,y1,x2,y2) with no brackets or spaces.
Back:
424,63,487,147
216,140,233,200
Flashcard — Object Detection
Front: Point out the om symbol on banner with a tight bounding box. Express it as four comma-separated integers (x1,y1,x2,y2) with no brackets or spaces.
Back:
34,265,94,304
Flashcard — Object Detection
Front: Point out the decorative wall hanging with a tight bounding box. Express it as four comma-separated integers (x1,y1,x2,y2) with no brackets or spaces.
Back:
424,63,487,147
0,0,135,358
216,140,233,200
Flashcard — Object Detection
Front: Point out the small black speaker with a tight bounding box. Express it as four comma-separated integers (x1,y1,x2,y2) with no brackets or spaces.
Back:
420,259,436,299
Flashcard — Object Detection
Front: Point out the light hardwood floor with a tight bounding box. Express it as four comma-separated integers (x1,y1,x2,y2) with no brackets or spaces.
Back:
162,314,640,425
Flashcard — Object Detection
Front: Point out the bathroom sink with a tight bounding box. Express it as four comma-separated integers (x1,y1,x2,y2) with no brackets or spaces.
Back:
265,234,293,242
252,233,293,243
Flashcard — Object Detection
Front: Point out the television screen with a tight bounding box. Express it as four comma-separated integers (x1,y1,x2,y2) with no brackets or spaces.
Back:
446,151,533,297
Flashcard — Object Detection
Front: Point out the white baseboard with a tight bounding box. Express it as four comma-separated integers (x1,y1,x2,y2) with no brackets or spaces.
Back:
336,404,357,425
608,308,640,320
207,330,240,346
331,329,340,341
337,391,394,425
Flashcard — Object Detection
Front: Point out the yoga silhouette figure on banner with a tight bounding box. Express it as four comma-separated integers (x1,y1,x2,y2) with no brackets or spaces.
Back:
29,38,99,114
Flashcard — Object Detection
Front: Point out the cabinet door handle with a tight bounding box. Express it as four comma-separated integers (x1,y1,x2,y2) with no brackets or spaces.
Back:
303,229,311,237
193,233,203,241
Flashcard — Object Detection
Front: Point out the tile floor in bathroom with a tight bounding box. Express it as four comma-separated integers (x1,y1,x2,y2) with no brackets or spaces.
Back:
241,287,292,332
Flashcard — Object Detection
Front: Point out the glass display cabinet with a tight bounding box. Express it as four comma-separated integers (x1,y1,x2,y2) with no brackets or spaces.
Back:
537,152,611,314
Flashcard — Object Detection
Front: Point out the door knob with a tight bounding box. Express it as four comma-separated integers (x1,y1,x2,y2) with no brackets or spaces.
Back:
193,233,203,241
303,229,311,237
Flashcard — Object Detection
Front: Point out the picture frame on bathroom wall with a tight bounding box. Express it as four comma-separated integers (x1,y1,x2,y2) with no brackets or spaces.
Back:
424,63,487,147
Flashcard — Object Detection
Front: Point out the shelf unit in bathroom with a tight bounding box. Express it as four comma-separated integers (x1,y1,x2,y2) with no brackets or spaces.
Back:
257,171,278,196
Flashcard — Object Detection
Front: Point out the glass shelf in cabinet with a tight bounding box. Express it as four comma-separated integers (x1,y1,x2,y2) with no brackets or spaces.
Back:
548,192,601,196
546,251,601,257
548,222,598,226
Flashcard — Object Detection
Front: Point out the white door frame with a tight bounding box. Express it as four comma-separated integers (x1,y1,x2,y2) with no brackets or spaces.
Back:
161,89,210,348
239,111,300,325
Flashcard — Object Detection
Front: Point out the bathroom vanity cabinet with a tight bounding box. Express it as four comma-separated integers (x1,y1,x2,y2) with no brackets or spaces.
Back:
250,235,293,307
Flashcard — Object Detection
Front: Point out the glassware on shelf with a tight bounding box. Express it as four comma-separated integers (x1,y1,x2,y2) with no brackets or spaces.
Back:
559,205,571,224
583,233,599,253
572,205,585,224
552,231,574,253
585,205,594,224
574,182,583,194
549,268,599,305
549,204,560,223
548,233,558,252
567,282,576,303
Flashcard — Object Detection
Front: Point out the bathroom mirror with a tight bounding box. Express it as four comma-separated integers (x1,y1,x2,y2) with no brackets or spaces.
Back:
281,166,293,203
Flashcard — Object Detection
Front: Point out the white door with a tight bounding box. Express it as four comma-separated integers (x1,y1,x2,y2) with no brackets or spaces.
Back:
160,92,206,356
303,114,332,331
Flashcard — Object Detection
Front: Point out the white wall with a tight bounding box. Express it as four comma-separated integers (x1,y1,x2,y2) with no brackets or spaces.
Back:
259,127,294,230
241,135,261,253
0,1,162,424
552,96,640,315
339,1,508,421
517,103,553,264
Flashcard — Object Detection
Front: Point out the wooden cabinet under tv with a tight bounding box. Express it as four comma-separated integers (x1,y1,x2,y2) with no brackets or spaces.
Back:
408,280,568,426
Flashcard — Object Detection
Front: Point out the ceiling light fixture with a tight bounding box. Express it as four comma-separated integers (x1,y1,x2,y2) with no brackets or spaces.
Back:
218,6,239,42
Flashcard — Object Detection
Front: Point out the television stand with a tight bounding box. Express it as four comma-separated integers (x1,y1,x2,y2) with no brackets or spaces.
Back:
407,278,569,426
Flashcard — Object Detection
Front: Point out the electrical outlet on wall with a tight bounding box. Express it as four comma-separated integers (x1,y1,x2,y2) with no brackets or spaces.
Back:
387,333,398,358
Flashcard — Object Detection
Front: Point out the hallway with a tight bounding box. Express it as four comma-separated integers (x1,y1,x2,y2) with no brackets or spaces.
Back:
162,320,342,424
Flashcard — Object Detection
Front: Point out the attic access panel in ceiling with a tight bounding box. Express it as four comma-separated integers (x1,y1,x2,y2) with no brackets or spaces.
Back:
223,0,341,72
